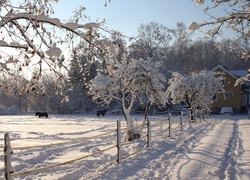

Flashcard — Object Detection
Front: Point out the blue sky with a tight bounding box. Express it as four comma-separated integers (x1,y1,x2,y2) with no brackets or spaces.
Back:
53,0,233,39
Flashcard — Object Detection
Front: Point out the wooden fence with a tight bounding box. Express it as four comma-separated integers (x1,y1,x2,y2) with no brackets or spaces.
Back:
3,111,208,179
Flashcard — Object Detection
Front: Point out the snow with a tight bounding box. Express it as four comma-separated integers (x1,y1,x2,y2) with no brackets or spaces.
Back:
234,74,250,87
0,40,8,46
50,18,61,27
195,0,205,5
230,70,248,78
188,21,200,30
83,22,100,29
9,42,20,47
45,47,62,58
63,23,79,30
5,56,17,64
0,114,250,179
0,0,6,4
220,107,233,114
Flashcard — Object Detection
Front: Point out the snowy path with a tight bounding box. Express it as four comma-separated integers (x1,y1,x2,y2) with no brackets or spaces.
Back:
168,119,235,179
168,118,250,180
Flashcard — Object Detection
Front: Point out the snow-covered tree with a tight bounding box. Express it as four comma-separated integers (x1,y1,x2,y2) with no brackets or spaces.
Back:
166,70,224,115
87,56,167,140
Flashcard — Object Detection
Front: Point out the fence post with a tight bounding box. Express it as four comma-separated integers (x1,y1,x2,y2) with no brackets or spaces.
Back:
200,110,203,123
117,120,122,164
195,109,198,124
4,133,14,180
189,109,192,127
180,111,183,131
248,106,250,119
202,110,205,121
147,118,151,147
168,113,172,137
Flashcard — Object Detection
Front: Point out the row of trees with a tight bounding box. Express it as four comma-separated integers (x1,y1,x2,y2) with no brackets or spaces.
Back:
0,1,249,92
86,55,224,140
0,20,249,114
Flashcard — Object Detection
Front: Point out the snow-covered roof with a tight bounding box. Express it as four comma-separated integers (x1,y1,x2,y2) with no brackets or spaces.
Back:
211,65,237,79
229,70,248,78
211,65,248,79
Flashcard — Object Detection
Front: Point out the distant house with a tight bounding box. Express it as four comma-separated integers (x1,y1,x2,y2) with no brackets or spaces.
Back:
211,65,250,114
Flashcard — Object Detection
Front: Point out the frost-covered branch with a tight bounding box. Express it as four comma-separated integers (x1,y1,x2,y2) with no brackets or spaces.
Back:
234,69,250,86
0,0,110,96
190,0,250,45
0,12,101,50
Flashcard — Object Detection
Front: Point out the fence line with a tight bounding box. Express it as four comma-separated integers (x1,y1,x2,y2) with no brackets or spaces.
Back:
12,145,116,177
5,129,119,179
13,130,117,151
4,110,209,179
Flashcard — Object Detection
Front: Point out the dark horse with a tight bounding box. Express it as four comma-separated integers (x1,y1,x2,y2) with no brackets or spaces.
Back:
96,109,107,116
35,112,48,118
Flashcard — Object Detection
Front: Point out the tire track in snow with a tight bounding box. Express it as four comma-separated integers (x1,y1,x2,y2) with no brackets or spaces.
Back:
236,119,250,180
216,118,250,180
215,120,241,179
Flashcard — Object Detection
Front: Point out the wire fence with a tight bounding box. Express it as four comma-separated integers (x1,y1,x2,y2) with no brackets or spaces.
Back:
3,110,209,180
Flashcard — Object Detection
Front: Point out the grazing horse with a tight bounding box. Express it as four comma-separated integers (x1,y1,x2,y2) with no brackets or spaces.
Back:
35,112,48,118
96,109,107,116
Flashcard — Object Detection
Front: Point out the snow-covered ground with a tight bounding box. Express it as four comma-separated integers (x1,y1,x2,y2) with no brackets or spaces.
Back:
0,113,249,179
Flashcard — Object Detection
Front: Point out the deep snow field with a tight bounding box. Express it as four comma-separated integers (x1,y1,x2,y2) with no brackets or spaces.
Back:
0,113,249,180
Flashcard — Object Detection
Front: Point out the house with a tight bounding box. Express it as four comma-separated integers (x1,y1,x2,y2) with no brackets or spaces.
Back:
211,65,250,114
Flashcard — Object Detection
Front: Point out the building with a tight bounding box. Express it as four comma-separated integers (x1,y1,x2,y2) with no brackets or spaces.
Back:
211,65,250,114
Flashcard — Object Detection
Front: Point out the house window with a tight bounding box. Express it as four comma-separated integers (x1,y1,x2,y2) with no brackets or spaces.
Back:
225,91,234,99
